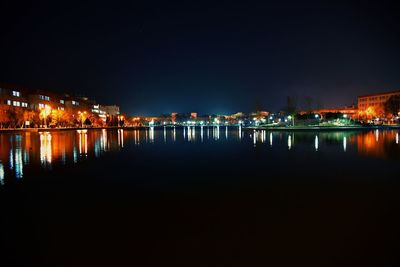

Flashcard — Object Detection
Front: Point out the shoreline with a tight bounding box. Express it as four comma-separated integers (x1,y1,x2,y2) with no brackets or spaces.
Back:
245,125,400,131
1,125,400,133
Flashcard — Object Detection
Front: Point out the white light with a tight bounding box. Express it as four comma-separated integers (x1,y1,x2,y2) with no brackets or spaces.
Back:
287,115,292,120
0,161,4,185
315,114,319,119
269,132,273,146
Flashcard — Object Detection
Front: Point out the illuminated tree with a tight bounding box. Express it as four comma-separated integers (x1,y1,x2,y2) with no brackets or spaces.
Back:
6,107,25,128
0,108,9,128
50,109,75,127
23,110,37,127
39,106,52,127
89,115,105,127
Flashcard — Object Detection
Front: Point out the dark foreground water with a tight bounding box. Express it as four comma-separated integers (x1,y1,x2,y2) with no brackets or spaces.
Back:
1,127,400,266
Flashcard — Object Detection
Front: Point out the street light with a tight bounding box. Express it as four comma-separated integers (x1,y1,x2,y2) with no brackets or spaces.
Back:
288,115,294,127
78,111,87,128
117,115,124,127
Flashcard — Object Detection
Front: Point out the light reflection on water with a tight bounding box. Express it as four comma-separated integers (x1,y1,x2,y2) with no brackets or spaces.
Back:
0,127,399,183
40,132,52,168
0,161,4,185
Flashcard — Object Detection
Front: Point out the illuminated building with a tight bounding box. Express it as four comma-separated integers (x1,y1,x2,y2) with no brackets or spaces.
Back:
171,112,178,123
190,112,197,119
0,82,119,127
100,105,120,116
358,90,400,118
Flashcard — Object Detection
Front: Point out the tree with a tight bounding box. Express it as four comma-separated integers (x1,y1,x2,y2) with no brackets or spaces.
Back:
84,117,92,126
285,96,297,114
50,109,71,127
0,108,9,128
325,112,343,120
304,96,313,112
23,110,37,127
7,107,24,128
384,95,400,117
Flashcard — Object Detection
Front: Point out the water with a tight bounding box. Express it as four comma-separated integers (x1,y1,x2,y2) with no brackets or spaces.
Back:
1,127,399,266
1,127,399,184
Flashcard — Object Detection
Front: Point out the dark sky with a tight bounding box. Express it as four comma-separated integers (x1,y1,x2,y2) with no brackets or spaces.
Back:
1,0,400,115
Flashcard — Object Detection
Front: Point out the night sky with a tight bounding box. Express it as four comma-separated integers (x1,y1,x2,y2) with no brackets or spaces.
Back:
1,0,400,115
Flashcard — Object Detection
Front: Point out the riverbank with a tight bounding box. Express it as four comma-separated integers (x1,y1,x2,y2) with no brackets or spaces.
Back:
246,125,400,131
1,124,400,133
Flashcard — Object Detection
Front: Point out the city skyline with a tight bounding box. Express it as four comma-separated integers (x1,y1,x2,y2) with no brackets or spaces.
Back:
1,1,400,115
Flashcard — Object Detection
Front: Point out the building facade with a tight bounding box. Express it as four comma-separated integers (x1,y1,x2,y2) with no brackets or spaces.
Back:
0,82,120,127
358,90,400,117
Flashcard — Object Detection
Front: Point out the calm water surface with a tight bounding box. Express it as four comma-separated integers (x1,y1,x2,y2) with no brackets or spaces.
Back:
1,127,400,184
1,127,400,266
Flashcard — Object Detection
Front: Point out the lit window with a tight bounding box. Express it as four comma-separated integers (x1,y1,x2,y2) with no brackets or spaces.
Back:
6,100,11,105
21,102,28,107
39,103,45,109
58,106,64,110
72,100,79,106
39,95,50,101
60,100,65,104
12,101,20,107
12,91,20,97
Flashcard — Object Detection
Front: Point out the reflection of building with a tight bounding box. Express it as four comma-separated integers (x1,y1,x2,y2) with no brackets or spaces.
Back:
354,130,400,159
358,90,400,117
